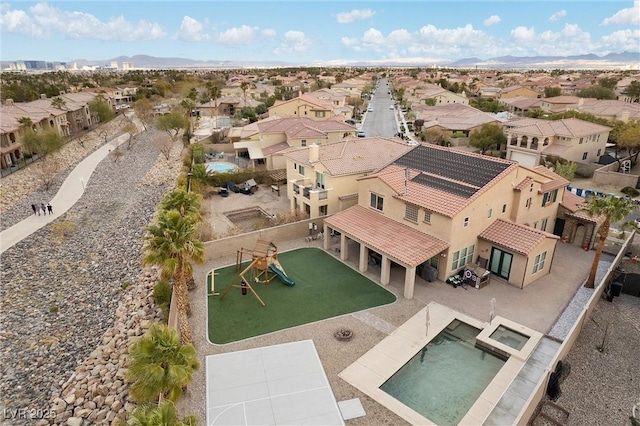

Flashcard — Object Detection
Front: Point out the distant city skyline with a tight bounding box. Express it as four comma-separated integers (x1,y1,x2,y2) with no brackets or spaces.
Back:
1,1,639,65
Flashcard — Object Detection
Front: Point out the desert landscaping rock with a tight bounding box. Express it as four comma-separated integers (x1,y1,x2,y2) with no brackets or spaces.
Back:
0,125,182,425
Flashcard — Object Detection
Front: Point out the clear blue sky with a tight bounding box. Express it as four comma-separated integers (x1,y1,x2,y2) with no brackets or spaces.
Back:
1,1,639,64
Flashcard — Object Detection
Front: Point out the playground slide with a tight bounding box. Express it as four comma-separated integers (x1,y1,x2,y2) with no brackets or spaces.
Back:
269,264,295,287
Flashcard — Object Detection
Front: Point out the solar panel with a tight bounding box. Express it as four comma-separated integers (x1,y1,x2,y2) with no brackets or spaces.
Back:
395,145,511,188
412,172,478,198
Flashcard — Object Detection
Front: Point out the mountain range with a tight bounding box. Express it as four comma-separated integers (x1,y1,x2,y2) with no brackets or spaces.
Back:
8,51,640,70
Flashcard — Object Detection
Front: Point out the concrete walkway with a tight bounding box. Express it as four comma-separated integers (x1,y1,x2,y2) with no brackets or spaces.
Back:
0,133,130,254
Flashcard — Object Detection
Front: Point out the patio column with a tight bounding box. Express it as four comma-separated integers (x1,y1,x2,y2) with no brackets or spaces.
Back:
380,255,391,285
290,189,296,213
359,244,368,273
323,224,330,251
403,266,416,299
340,234,348,261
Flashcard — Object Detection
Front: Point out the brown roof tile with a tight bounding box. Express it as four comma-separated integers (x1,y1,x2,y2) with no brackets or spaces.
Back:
324,205,449,267
478,219,559,255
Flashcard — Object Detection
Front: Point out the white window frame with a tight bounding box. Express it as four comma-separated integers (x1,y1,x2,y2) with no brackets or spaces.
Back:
298,165,305,176
451,244,475,270
463,217,470,228
370,192,384,212
424,211,431,223
405,204,418,223
532,251,547,274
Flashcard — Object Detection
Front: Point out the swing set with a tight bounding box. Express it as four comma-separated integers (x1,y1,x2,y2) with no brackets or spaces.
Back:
220,240,293,306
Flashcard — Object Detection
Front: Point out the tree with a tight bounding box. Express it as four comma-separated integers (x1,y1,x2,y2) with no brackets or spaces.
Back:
422,128,445,144
154,134,175,161
156,112,188,146
180,99,196,146
51,97,66,110
88,94,115,123
577,86,616,100
134,98,154,130
424,98,437,106
143,210,204,344
189,163,210,194
126,323,200,403
22,126,65,160
544,87,562,98
160,189,202,221
624,81,640,103
553,161,577,181
240,82,250,106
469,123,506,154
598,76,618,90
614,121,640,163
581,195,636,288
127,401,197,426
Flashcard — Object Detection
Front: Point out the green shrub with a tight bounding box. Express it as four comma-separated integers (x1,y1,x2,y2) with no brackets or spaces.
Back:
192,144,205,164
621,186,640,197
49,305,59,313
153,280,172,322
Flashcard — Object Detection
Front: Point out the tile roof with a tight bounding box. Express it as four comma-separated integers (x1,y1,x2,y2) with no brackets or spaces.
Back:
532,166,570,192
257,117,353,139
514,176,534,191
366,144,517,217
478,219,559,255
338,193,358,201
505,117,612,137
560,192,602,224
282,136,412,176
324,205,449,267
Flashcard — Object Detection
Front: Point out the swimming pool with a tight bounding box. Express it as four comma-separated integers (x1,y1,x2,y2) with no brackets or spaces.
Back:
206,163,237,173
380,320,506,425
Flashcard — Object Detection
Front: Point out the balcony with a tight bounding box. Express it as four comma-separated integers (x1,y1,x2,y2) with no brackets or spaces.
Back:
291,179,330,202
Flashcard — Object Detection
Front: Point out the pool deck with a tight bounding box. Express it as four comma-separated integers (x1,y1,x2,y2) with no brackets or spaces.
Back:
339,302,545,425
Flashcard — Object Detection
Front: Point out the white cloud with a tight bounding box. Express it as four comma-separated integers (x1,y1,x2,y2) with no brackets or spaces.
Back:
0,2,165,40
483,15,501,26
549,10,566,22
387,29,412,44
216,25,258,44
273,30,312,55
336,9,375,24
362,28,385,47
175,16,210,41
601,0,640,26
510,26,536,43
262,28,276,38
599,29,640,51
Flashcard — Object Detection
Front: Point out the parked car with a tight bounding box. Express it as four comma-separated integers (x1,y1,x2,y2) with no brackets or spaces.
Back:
345,119,356,125
357,131,366,138
235,179,258,195
367,106,374,112
218,186,229,197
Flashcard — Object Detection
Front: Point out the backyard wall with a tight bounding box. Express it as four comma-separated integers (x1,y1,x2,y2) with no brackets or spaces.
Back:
593,160,639,188
202,218,326,260
517,232,633,424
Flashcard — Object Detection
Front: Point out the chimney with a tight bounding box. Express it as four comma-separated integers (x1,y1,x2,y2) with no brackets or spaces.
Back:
621,111,630,123
309,144,319,163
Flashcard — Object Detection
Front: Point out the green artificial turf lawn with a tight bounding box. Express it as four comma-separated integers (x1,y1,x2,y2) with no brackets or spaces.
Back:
208,247,396,344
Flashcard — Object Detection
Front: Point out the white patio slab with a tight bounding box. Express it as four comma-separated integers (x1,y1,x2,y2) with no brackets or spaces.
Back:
206,340,344,426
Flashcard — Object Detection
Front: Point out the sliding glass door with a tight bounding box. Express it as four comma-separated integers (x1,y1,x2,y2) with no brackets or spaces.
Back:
489,247,513,280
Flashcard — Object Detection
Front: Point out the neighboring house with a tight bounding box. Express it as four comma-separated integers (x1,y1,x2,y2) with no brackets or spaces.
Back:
478,86,502,99
408,84,469,106
504,117,612,167
323,143,568,299
412,104,504,146
232,117,356,169
268,94,336,120
500,97,543,117
0,92,98,169
500,85,540,99
557,191,603,249
282,137,413,219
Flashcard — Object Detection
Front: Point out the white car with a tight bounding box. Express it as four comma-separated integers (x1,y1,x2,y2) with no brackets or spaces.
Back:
389,105,394,110
367,106,373,112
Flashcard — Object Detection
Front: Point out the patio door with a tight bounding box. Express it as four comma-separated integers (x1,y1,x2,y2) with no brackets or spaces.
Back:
489,247,513,280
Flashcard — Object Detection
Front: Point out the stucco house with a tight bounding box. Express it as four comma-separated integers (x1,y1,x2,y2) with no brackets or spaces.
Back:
504,117,612,167
1,92,98,170
500,85,540,99
231,117,356,169
268,93,345,121
323,143,568,299
282,137,413,219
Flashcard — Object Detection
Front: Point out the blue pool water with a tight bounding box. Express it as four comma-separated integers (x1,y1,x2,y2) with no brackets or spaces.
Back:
380,320,506,425
206,163,237,173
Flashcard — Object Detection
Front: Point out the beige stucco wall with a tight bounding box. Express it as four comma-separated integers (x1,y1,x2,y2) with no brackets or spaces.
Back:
269,100,332,119
558,132,608,163
501,87,539,99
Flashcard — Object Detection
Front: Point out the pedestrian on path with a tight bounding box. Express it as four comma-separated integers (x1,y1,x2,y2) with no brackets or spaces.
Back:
32,204,37,215
41,203,47,215
35,204,41,216
47,203,53,214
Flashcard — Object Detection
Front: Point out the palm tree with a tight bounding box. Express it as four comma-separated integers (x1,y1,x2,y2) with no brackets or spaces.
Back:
160,189,202,221
208,85,221,119
581,195,636,288
240,82,250,107
180,99,196,144
128,400,197,425
126,323,200,403
51,97,67,110
143,210,204,344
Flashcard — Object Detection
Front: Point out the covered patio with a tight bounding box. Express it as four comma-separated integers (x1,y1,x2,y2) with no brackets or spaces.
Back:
323,205,449,299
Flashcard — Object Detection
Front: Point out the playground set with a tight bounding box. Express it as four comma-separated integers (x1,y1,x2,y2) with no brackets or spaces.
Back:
219,240,295,306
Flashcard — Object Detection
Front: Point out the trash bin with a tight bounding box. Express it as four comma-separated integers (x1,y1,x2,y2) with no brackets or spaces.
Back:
610,281,623,297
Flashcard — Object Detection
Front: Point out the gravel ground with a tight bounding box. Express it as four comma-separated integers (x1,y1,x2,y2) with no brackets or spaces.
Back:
0,127,176,419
